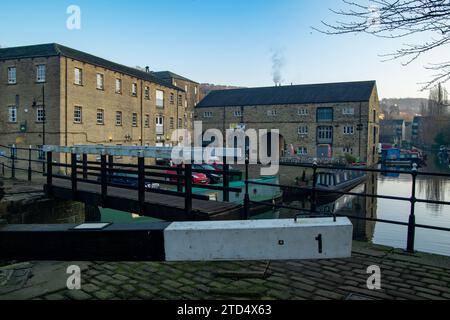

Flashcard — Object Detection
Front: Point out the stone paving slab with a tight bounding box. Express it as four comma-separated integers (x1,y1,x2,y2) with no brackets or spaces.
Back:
0,241,449,300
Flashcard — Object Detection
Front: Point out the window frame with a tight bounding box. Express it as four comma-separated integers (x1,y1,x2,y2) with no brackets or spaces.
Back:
73,106,83,124
132,112,138,127
36,107,45,123
131,83,137,97
316,107,334,122
7,67,17,84
74,68,83,86
8,106,17,123
115,111,123,126
115,79,122,94
267,110,277,117
298,125,309,135
96,109,104,125
317,126,333,142
343,125,354,135
342,107,355,115
343,147,353,154
156,90,164,107
96,73,104,90
298,147,308,155
36,64,46,83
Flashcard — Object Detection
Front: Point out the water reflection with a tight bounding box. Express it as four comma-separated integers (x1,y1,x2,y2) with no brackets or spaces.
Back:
417,176,446,213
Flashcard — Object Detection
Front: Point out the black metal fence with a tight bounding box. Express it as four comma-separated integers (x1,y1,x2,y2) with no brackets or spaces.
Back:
43,151,241,216
242,160,450,253
0,144,45,180
2,144,450,253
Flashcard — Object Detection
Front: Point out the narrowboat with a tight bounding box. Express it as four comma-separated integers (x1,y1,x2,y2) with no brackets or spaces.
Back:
314,170,367,205
381,147,424,167
284,169,367,205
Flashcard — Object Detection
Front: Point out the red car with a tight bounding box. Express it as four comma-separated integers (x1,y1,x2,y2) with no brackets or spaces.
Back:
166,164,209,185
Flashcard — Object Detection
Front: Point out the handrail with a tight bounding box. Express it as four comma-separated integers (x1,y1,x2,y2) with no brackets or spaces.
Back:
241,159,450,253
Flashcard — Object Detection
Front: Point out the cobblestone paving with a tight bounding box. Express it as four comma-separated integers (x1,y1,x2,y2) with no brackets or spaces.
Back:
30,242,450,300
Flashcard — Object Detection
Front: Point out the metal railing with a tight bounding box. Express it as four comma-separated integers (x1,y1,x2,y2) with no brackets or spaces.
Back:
241,159,450,253
43,151,241,216
0,144,45,180
2,144,450,253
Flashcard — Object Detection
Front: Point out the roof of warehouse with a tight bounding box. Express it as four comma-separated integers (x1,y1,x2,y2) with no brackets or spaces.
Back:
196,81,376,108
153,71,199,84
0,43,182,91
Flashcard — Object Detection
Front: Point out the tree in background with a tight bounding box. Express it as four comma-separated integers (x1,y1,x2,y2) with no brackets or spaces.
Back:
315,0,450,89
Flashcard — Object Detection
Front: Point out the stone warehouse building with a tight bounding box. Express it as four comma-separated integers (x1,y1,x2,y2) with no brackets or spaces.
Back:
196,81,380,165
152,71,199,135
0,43,189,165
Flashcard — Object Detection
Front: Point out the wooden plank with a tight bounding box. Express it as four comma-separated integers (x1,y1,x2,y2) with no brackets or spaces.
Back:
48,178,241,219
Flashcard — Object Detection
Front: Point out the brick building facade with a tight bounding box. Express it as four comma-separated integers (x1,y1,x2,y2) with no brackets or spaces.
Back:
195,81,380,165
0,43,188,165
152,71,199,134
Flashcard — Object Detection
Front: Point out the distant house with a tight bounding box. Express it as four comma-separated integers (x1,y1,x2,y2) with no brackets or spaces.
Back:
380,119,405,145
412,115,450,147
196,80,380,165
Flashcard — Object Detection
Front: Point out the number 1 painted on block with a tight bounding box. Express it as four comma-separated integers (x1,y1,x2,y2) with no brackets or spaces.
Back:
315,234,323,254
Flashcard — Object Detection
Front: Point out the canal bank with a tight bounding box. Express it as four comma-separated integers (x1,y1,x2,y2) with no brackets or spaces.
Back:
1,241,449,300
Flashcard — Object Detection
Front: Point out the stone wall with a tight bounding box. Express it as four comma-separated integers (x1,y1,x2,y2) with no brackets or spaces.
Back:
195,87,380,165
0,179,85,224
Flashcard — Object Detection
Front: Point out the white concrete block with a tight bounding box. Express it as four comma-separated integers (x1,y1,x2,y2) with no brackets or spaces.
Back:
164,218,353,261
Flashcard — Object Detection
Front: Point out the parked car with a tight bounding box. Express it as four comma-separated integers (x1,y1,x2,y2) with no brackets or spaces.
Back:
192,164,222,184
166,165,209,185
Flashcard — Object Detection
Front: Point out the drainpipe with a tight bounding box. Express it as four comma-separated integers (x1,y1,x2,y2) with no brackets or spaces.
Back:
358,102,362,161
140,80,143,146
65,57,68,173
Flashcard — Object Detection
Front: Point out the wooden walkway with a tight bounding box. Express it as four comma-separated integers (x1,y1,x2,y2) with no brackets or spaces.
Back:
48,178,242,221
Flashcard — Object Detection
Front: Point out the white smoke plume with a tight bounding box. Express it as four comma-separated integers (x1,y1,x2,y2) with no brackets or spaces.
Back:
271,49,285,86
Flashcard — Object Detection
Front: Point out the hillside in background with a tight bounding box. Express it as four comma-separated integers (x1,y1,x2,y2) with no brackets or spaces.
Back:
199,83,244,100
380,98,428,115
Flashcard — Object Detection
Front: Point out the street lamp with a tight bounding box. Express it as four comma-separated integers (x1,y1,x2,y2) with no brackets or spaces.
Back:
32,84,45,173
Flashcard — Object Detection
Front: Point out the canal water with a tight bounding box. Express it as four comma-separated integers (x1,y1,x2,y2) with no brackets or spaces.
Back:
100,155,450,257
372,157,450,256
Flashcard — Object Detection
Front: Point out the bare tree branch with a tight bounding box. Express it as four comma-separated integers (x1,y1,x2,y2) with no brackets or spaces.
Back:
314,0,450,90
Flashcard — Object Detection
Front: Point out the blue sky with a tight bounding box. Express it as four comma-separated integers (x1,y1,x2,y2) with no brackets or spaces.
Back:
0,0,447,98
